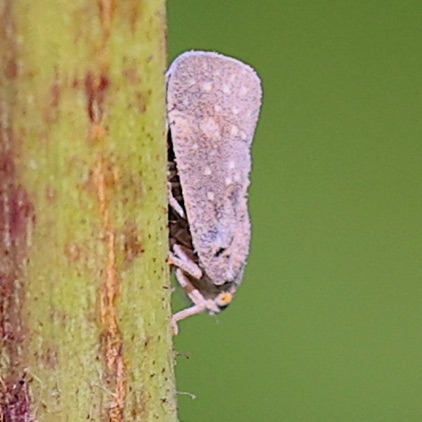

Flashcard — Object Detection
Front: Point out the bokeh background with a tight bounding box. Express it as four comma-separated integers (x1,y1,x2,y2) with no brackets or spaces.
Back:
167,1,422,421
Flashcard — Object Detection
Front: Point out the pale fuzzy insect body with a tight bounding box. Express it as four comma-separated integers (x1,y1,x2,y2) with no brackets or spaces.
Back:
167,51,262,333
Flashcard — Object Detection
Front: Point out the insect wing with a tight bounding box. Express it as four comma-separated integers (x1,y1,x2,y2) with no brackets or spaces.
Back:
167,51,262,285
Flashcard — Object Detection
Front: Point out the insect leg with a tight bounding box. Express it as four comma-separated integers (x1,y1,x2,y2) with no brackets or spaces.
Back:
168,184,185,218
171,268,208,335
168,244,202,280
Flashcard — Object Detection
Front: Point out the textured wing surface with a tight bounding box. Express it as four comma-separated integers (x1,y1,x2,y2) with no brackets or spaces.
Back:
167,51,262,285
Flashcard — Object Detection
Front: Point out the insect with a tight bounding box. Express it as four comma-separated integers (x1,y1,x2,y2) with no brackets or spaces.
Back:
167,51,262,334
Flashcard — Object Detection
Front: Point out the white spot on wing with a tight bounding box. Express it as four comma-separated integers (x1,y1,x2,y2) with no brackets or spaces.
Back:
203,167,212,176
207,192,215,201
222,84,231,94
240,85,249,95
202,82,212,91
200,118,220,138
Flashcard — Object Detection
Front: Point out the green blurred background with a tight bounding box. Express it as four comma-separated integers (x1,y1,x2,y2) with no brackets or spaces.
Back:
167,1,422,421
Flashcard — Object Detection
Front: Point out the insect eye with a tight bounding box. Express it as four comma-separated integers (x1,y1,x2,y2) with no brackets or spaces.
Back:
215,292,233,309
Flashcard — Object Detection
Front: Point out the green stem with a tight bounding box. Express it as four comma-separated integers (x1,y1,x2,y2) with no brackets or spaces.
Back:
0,1,177,420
